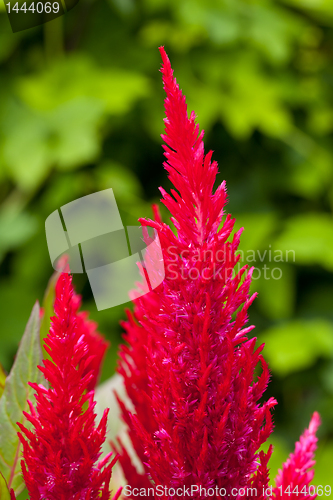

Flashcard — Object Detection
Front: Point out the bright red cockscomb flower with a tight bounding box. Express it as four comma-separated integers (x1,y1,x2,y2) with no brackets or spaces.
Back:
17,273,120,500
272,412,321,500
114,47,280,497
53,255,109,392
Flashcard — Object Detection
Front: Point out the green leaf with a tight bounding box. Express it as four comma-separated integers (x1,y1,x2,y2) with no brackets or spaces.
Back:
51,98,104,171
17,56,150,114
273,213,333,271
0,302,46,495
287,147,332,200
96,161,143,202
16,490,27,500
0,206,38,263
282,0,333,23
232,212,278,256
2,100,53,191
0,471,11,500
260,319,333,376
220,55,292,138
256,263,296,320
0,365,6,400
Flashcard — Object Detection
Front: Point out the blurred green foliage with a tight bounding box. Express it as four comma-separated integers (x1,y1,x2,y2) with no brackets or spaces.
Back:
0,0,333,491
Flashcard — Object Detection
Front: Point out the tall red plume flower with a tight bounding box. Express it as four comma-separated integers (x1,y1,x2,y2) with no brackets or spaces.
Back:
114,47,281,497
53,255,110,392
272,412,321,500
17,273,120,500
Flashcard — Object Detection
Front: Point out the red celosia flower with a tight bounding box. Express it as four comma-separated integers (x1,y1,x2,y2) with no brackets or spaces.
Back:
18,273,120,500
114,47,279,497
272,412,321,500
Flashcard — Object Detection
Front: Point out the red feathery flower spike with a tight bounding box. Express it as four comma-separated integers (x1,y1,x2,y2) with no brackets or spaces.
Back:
18,273,120,500
115,47,280,497
272,412,321,500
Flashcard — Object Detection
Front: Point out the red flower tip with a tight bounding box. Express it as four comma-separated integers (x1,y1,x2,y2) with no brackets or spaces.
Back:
39,306,44,320
54,273,109,391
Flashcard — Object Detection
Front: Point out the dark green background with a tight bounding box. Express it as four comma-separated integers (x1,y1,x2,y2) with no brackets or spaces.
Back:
0,0,332,492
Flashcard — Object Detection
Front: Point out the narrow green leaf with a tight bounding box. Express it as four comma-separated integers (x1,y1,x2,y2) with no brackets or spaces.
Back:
0,471,11,500
0,302,46,495
0,365,6,400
